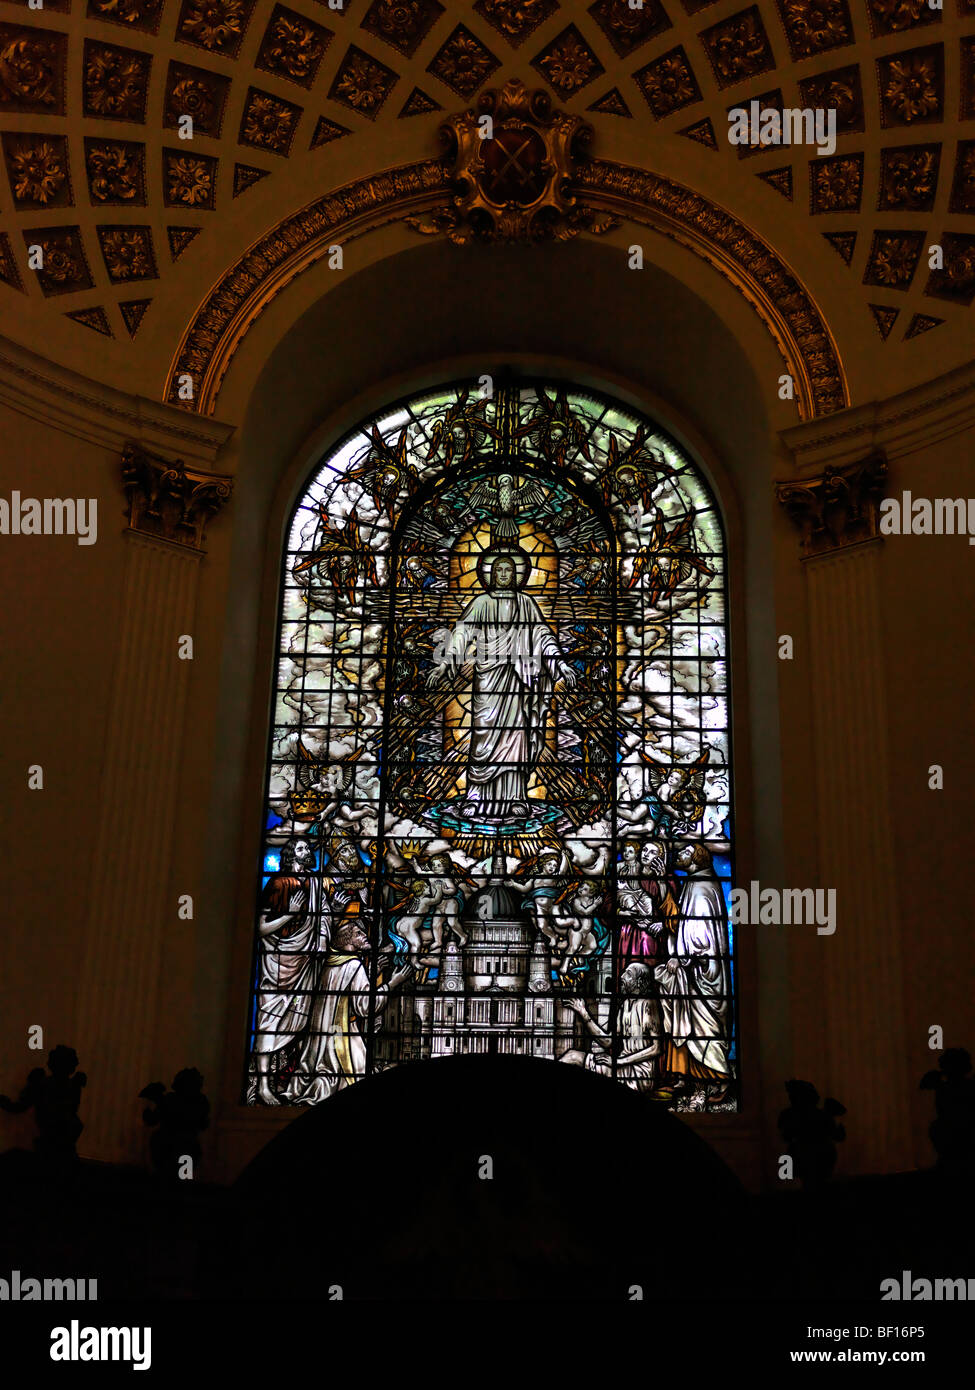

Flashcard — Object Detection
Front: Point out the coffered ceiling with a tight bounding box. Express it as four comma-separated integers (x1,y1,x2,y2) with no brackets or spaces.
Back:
1,0,973,410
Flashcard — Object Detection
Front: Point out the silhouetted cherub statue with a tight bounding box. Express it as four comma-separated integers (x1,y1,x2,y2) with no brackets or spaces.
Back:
139,1068,210,1181
777,1078,846,1188
920,1048,975,1169
0,1044,86,1173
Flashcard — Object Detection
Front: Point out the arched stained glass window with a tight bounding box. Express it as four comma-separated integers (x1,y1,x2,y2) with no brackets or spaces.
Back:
246,381,737,1112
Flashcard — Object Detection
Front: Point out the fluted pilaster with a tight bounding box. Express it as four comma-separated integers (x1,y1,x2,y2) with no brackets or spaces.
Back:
74,444,231,1160
74,532,201,1158
805,543,912,1172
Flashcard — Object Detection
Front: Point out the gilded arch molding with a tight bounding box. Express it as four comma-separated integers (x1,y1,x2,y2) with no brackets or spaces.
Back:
164,158,849,421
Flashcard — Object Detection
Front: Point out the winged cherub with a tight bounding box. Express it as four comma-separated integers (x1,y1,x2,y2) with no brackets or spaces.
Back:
640,747,711,834
552,878,605,982
506,847,567,947
388,844,472,974
288,739,372,832
562,552,608,594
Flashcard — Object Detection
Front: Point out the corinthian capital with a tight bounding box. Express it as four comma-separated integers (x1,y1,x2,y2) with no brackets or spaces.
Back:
122,442,233,551
776,452,888,558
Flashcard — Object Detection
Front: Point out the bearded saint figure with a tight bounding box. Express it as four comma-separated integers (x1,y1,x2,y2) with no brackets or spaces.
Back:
427,548,577,820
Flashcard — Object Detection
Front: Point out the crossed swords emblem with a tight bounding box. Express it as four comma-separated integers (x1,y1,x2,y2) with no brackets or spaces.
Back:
482,132,543,197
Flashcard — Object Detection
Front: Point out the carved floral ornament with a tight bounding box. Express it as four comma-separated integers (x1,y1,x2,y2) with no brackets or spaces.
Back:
165,82,848,422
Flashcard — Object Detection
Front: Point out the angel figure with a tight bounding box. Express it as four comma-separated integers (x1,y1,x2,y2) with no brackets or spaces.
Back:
414,848,473,954
386,875,439,966
461,472,548,541
293,512,379,606
562,553,608,594
548,493,590,538
521,389,592,471
920,1048,975,1167
425,391,493,471
390,768,435,819
139,1068,210,1181
506,848,567,947
624,513,715,605
639,748,711,835
552,879,606,983
389,845,472,978
424,493,466,537
288,739,372,832
389,692,436,751
343,424,421,522
0,1044,86,1170
391,620,435,685
399,545,441,593
559,751,607,824
778,1080,847,1188
599,429,676,512
560,624,612,681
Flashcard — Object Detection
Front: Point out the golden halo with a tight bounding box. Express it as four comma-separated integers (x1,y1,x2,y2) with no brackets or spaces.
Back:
476,544,530,591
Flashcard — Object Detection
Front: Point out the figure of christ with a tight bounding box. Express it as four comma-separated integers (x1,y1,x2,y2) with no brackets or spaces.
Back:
251,838,323,1106
561,964,664,1093
287,915,411,1105
427,553,577,819
654,842,733,1107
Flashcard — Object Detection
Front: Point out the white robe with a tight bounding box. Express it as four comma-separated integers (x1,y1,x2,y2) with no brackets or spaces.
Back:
253,876,322,1054
287,953,387,1104
655,872,731,1076
443,588,560,811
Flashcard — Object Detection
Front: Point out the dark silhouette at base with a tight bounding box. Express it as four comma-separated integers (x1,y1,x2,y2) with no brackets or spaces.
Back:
920,1047,975,1169
4,1053,975,1300
139,1068,210,1181
0,1044,86,1176
777,1078,846,1189
211,1054,746,1300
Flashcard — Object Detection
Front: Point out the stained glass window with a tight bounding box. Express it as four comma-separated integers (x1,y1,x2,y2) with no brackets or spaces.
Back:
246,381,737,1112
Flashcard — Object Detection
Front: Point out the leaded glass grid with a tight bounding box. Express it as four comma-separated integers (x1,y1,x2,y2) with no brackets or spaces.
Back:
245,380,738,1112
